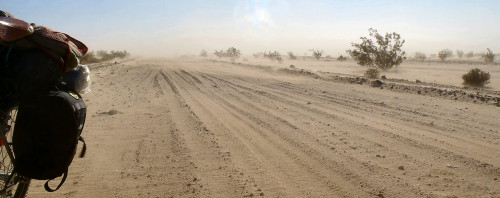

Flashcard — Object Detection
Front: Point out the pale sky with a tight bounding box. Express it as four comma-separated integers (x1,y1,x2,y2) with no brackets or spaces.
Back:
3,0,500,57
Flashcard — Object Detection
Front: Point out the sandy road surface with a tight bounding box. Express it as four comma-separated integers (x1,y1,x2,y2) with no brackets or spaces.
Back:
28,58,500,197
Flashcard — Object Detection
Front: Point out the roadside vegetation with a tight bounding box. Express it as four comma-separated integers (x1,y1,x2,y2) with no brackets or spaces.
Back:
337,55,347,61
482,48,495,63
201,29,495,88
346,28,406,74
414,52,426,61
214,47,241,61
263,51,283,63
81,50,129,64
364,68,379,78
438,49,453,61
462,68,490,87
287,52,297,60
310,49,323,60
456,50,464,58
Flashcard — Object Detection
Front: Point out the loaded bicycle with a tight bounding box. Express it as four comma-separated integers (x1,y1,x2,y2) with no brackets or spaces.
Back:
0,11,89,197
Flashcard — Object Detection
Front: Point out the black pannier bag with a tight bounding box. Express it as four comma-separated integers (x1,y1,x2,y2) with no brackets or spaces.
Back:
13,90,86,192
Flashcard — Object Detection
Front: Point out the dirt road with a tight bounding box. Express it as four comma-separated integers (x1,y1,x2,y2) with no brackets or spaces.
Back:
28,58,500,197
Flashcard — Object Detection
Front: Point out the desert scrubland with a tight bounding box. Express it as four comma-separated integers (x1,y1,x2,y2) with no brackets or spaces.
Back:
28,57,500,197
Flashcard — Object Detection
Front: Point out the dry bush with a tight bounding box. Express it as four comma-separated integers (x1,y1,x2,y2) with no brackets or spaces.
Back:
287,52,297,60
462,68,490,86
214,47,241,61
309,49,323,60
364,68,379,78
346,28,406,71
264,51,283,63
81,50,129,64
438,49,453,61
482,48,495,63
81,51,99,64
456,50,464,58
337,55,347,61
414,52,426,61
225,47,241,61
214,50,224,58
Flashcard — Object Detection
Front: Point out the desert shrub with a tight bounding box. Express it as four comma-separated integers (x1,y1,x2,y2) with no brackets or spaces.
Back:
310,49,323,60
287,52,297,60
456,50,464,58
225,47,241,61
214,47,241,61
462,68,490,86
81,50,129,64
214,50,224,58
414,52,426,61
337,55,347,61
264,51,283,63
346,28,406,71
200,50,207,57
465,51,474,59
438,49,453,61
81,51,99,64
364,68,379,78
482,48,495,63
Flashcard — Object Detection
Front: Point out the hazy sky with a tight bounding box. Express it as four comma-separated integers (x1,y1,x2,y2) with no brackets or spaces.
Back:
3,0,500,57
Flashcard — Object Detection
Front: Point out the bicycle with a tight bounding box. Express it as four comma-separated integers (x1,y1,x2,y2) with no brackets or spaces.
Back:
0,108,31,198
0,12,89,197
0,14,36,198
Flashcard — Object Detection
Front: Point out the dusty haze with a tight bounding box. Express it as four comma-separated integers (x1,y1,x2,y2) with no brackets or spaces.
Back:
5,1,499,57
3,1,500,198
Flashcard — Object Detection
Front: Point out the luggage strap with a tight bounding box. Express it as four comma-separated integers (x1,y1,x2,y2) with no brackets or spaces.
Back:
44,170,67,192
43,136,86,192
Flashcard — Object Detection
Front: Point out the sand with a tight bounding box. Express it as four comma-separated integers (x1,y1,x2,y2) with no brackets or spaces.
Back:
27,57,500,197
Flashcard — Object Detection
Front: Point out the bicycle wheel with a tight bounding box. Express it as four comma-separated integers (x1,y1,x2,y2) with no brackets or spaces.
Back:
0,108,19,198
13,177,29,198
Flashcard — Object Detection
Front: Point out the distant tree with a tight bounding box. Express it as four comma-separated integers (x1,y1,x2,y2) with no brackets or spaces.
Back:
309,49,323,60
264,51,283,63
414,52,426,61
214,50,224,58
337,55,347,61
346,28,406,71
287,51,297,60
225,47,241,61
456,50,464,58
438,49,453,61
482,48,495,63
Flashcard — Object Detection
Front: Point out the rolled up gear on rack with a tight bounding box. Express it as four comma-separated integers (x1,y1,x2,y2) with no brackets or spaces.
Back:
0,10,88,73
